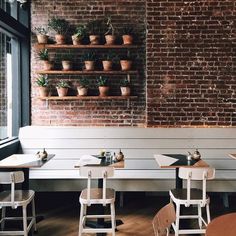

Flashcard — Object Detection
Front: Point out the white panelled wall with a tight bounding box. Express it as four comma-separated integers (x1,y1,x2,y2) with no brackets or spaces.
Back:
19,126,236,192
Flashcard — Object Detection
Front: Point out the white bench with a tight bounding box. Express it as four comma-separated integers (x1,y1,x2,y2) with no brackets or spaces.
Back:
19,126,236,194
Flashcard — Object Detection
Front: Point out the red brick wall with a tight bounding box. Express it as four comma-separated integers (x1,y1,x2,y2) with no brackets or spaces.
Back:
146,0,236,127
31,0,236,127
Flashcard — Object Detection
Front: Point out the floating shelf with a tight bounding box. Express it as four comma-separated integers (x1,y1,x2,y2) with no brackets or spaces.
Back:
35,44,138,49
36,70,138,75
38,96,137,101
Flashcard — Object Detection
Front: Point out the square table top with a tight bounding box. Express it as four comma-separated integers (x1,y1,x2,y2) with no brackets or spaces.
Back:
0,154,55,168
155,154,209,168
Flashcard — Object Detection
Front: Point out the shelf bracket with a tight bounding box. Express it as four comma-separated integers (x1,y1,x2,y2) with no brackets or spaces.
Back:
127,98,130,108
45,99,49,109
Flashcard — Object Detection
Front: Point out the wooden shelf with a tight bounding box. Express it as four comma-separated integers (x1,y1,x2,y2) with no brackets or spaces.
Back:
35,44,138,49
36,70,138,75
38,96,137,101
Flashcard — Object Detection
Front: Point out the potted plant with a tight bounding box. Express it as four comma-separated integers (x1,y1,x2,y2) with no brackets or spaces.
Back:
37,49,53,71
48,17,69,45
120,55,132,71
35,75,49,97
61,53,73,71
122,25,134,45
82,52,96,71
102,52,114,71
71,24,87,45
77,77,89,96
104,16,116,45
56,80,70,97
87,20,102,45
97,76,109,96
34,26,49,44
120,78,131,96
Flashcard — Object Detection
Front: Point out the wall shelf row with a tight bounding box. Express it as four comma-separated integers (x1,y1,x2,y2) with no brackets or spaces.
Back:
36,70,138,75
38,95,137,100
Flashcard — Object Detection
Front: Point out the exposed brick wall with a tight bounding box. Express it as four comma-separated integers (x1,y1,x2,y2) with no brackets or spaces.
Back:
31,0,236,127
31,0,146,126
146,0,236,127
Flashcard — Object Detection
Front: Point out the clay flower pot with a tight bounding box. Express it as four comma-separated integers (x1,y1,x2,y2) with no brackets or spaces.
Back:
62,60,73,71
72,35,82,45
84,61,95,71
99,86,109,97
38,87,49,97
89,35,100,45
77,86,88,96
36,34,48,44
56,87,68,97
120,60,132,71
122,35,133,45
42,60,53,71
120,86,131,96
55,34,66,45
105,35,116,45
102,60,113,71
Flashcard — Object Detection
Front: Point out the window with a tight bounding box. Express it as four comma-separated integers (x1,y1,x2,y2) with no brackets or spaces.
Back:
0,1,29,144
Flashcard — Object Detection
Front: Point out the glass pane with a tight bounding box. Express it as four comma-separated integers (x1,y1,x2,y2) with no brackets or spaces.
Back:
0,0,11,15
0,31,12,141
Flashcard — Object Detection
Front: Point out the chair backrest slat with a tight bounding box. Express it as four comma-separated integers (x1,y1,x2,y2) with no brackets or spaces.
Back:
152,202,176,236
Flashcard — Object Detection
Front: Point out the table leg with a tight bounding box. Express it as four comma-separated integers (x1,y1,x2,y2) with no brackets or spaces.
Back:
175,168,183,189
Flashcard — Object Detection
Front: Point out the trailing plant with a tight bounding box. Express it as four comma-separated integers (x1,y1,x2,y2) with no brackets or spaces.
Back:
48,17,69,35
56,80,70,88
97,76,109,87
122,25,134,35
78,77,90,88
104,16,115,35
73,24,87,38
37,49,49,60
34,26,48,35
82,52,96,61
120,78,130,87
35,75,49,87
87,20,102,35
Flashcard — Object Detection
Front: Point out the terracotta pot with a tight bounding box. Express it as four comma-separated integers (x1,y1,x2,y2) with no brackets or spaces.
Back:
72,35,82,45
56,87,68,97
36,34,48,44
89,35,100,45
120,60,132,71
120,86,131,96
102,60,112,71
62,60,73,71
122,35,133,45
77,87,88,96
42,60,53,71
84,61,95,71
55,34,66,45
99,86,109,97
105,35,116,45
38,87,49,97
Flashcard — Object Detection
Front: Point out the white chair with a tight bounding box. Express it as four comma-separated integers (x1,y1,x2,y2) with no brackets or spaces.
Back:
78,166,116,236
0,171,36,236
169,167,215,235
152,202,176,236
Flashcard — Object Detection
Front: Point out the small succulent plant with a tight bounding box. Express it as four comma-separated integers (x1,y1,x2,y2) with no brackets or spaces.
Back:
35,75,49,87
56,80,70,88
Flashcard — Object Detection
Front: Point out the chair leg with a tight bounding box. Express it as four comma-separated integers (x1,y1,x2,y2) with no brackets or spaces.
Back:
206,203,211,224
110,203,116,236
198,205,202,229
175,204,180,236
1,207,5,230
22,205,28,236
78,204,84,236
32,198,37,232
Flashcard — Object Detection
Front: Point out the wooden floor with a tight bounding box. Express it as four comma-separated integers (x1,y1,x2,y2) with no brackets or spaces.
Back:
4,192,236,236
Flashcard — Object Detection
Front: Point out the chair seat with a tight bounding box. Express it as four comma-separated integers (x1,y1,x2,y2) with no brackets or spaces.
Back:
0,190,35,206
80,188,115,204
170,188,209,201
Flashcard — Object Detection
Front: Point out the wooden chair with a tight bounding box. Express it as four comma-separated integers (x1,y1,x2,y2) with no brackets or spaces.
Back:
169,167,215,235
0,171,36,236
78,166,116,236
152,202,176,236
